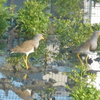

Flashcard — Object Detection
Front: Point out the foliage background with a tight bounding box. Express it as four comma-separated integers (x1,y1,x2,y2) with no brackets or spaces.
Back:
0,0,11,37
16,0,50,36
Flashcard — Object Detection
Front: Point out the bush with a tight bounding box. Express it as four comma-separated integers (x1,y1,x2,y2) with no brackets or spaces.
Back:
17,0,50,36
0,0,11,37
54,18,93,47
66,66,100,100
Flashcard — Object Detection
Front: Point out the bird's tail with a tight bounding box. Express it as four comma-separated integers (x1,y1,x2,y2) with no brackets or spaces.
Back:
7,50,12,56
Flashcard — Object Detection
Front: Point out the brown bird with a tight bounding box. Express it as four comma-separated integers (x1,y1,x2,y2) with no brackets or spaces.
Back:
11,34,44,70
72,31,100,65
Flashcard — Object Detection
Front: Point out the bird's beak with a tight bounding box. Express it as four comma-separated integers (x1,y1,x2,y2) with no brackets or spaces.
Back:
41,36,44,39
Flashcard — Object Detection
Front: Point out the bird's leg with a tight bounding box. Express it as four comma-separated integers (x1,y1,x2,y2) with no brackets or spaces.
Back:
23,55,30,70
25,55,30,70
23,74,28,80
22,55,29,79
77,53,84,66
85,55,89,66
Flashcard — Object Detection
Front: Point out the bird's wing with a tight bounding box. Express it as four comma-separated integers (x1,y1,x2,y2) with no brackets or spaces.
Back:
11,40,35,53
72,40,91,53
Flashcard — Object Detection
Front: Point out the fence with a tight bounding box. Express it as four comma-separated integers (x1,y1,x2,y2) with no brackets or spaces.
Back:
84,0,100,24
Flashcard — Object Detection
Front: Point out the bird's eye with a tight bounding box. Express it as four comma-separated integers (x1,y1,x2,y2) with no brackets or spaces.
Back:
96,32,100,35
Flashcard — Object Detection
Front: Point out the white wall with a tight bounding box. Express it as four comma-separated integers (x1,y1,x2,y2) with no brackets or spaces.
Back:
43,72,67,86
84,0,100,24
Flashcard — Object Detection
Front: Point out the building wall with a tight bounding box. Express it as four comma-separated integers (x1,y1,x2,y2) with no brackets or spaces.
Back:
84,0,100,24
43,72,67,86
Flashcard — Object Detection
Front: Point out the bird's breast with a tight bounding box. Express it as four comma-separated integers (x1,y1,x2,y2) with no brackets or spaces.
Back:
33,42,39,50
90,42,97,51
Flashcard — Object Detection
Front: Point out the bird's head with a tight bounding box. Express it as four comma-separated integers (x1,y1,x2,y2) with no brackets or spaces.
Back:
95,31,100,36
34,34,44,40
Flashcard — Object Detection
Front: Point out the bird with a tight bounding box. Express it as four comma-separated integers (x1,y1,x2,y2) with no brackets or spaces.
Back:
71,31,100,65
10,34,44,70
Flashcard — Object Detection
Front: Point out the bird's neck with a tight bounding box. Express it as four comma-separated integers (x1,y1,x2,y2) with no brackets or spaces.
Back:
33,39,40,49
34,38,40,42
91,35,98,42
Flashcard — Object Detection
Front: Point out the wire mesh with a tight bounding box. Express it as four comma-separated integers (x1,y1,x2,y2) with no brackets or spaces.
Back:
84,0,100,24
0,90,23,100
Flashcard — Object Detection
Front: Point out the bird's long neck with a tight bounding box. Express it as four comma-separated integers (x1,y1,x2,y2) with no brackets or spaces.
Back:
33,38,40,49
91,34,98,42
33,36,41,41
33,38,40,43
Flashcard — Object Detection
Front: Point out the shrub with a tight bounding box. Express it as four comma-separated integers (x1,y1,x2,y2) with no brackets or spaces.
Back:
66,66,100,100
0,0,11,37
17,0,50,36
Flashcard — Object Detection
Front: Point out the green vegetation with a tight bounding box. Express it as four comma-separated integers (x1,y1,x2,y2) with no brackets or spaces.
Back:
38,88,55,99
0,0,11,37
17,0,50,36
0,0,14,51
66,66,100,100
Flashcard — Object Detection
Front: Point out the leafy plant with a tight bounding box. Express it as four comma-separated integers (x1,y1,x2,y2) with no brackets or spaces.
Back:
38,88,55,99
66,65,100,100
54,18,93,48
17,0,50,36
53,0,83,18
0,0,11,37
6,54,24,65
